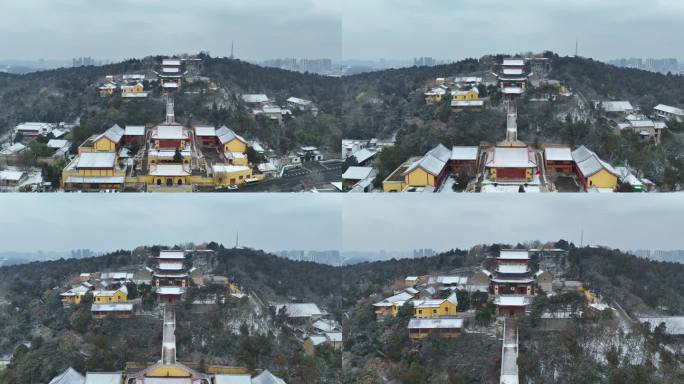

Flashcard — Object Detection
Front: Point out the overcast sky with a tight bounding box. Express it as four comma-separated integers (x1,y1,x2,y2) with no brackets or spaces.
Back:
1,194,683,256
0,195,342,253
1,1,682,62
341,194,684,252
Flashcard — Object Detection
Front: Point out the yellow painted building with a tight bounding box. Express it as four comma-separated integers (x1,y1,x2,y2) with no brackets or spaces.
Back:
451,89,479,101
78,125,124,153
212,164,253,186
60,286,89,305
373,290,416,318
412,294,458,319
93,287,128,303
572,145,619,191
223,138,247,153
584,169,618,190
217,126,248,153
61,152,127,191
402,144,450,188
424,87,447,104
121,83,144,94
408,317,463,340
225,151,248,166
404,167,438,187
382,179,406,192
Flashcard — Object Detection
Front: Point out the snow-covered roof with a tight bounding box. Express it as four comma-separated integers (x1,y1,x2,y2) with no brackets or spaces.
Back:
50,128,67,138
159,261,184,271
502,58,524,67
373,291,415,307
152,125,188,140
47,139,69,149
308,335,329,346
403,144,450,176
451,100,484,107
83,373,122,384
195,126,216,137
76,152,116,169
544,147,572,162
16,122,51,132
497,264,529,274
257,162,278,172
49,367,85,384
352,148,376,164
65,176,125,184
427,275,468,285
274,303,323,318
217,126,247,145
486,147,536,168
629,120,655,128
571,146,618,178
342,166,374,181
98,124,124,144
159,250,185,259
654,104,684,116
124,125,145,136
313,319,340,333
412,293,458,308
148,164,190,177
214,374,252,384
212,164,251,174
424,87,447,96
0,142,26,155
450,146,478,161
162,59,181,66
614,166,644,187
241,94,269,104
408,317,463,329
502,87,524,95
494,295,531,306
502,68,524,75
602,101,634,113
157,286,184,295
100,272,133,280
286,96,312,106
498,250,531,260
91,303,133,312
325,332,342,342
0,170,25,181
453,76,482,83
251,370,286,384
451,88,478,96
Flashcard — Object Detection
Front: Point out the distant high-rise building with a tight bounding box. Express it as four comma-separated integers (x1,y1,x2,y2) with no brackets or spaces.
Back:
413,248,436,258
607,57,680,74
72,57,96,67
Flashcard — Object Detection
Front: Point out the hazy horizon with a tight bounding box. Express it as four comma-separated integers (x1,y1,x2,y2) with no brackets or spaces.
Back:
1,1,683,62
2,195,684,259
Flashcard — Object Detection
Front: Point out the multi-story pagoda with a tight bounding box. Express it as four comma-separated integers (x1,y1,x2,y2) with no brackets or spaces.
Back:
490,249,534,317
157,58,184,91
496,58,530,101
153,250,189,304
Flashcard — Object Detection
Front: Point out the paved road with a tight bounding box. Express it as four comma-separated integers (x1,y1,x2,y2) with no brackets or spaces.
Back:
240,163,343,192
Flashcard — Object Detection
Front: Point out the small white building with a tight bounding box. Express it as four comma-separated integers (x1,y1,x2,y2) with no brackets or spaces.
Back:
15,122,53,137
601,101,634,114
653,104,684,122
241,94,269,104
